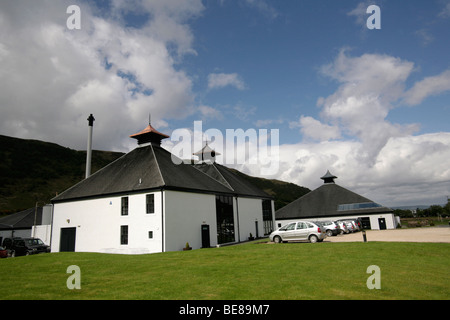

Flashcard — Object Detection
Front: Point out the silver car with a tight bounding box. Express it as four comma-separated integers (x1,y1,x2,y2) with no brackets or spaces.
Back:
270,221,327,243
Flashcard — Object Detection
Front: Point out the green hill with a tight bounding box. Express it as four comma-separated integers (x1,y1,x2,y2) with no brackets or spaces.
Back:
0,134,309,215
0,135,124,214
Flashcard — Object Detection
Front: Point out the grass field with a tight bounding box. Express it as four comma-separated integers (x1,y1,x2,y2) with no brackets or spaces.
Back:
0,241,449,300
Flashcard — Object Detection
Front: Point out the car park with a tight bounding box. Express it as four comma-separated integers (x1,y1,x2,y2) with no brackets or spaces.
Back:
270,221,327,243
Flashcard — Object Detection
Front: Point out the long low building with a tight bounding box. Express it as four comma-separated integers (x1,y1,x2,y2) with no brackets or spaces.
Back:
275,171,396,230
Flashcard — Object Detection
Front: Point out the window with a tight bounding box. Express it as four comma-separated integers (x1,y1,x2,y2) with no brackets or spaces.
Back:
284,223,296,231
121,197,128,216
337,202,382,211
296,222,307,229
120,225,128,245
146,194,155,214
216,195,235,244
262,199,274,235
148,231,153,239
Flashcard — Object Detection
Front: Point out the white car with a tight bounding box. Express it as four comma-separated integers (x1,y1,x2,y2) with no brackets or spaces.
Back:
270,221,327,243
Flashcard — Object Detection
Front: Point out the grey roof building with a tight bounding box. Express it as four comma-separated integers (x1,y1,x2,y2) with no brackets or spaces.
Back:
276,170,395,230
50,121,275,254
0,207,43,232
53,123,270,203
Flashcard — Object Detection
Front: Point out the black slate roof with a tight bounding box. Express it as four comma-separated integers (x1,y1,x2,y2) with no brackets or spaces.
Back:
275,182,392,220
0,207,42,230
52,144,271,202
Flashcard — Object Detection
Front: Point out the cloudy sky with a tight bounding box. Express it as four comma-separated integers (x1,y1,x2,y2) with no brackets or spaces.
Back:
1,0,449,207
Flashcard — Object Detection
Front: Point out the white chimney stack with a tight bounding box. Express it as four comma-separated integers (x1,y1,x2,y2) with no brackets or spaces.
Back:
85,114,95,179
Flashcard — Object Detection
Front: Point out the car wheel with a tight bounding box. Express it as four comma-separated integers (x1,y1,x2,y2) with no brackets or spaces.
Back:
273,236,282,243
309,235,318,243
326,230,333,237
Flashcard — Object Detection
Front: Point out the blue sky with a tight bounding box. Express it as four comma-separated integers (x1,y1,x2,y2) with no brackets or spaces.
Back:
0,0,449,206
174,0,450,140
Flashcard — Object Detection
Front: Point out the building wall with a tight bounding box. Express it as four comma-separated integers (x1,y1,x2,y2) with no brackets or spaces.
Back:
164,191,274,251
236,197,264,241
0,229,31,241
31,225,52,245
51,190,273,254
51,191,163,254
164,190,217,251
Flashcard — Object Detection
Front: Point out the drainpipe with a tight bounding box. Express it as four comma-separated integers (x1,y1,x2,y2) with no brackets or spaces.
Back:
235,196,240,243
161,188,164,253
85,114,95,179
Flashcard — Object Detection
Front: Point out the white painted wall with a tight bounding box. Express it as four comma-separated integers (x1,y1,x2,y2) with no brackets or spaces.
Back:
236,197,264,241
164,190,217,251
51,190,274,254
51,191,163,254
31,225,52,245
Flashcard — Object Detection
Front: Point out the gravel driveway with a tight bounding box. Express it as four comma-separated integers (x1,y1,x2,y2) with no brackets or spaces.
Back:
324,226,450,243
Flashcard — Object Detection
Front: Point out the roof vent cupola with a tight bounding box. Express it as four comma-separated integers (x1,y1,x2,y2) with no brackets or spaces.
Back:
129,116,169,147
193,142,221,164
320,170,337,184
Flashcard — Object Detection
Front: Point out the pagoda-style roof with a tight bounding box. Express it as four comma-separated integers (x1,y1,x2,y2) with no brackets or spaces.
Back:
193,142,221,163
320,170,337,184
52,144,270,203
129,123,170,146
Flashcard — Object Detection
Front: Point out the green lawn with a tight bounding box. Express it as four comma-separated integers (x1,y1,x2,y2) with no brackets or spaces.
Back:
1,241,449,300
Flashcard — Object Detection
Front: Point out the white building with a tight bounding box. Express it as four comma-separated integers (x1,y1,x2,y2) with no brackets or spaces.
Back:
275,171,396,230
0,205,53,245
50,122,274,254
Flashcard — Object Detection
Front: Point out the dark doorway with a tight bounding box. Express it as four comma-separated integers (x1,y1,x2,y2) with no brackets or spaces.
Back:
360,217,371,230
60,227,76,252
216,195,235,244
201,224,210,248
378,218,387,230
255,220,259,238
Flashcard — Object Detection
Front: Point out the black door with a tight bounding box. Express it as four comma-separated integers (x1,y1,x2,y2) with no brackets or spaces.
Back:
201,224,210,248
60,227,76,252
378,218,387,230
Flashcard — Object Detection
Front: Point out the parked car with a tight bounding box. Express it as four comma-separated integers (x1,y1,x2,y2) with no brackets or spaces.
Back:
2,237,50,257
0,246,8,258
270,221,327,243
334,221,349,234
342,221,355,232
317,220,340,236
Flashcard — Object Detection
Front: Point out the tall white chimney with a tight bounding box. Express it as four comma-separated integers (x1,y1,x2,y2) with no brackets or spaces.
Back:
85,114,95,179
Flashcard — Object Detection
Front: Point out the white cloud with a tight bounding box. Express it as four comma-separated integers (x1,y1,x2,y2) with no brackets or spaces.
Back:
404,70,450,105
207,73,247,90
290,116,341,142
197,105,223,120
347,1,372,25
438,2,450,18
0,0,203,151
243,0,279,20
270,50,450,206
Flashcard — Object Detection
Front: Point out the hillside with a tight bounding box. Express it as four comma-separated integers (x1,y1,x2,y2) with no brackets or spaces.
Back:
0,135,124,214
0,134,309,215
229,169,310,210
